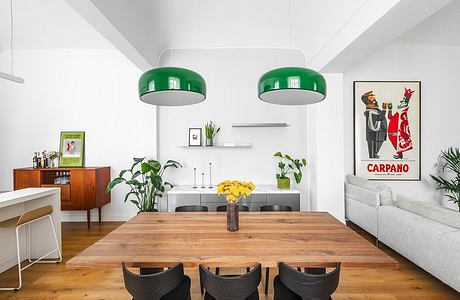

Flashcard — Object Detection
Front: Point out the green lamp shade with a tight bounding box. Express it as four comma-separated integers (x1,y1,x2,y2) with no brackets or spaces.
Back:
258,67,326,105
139,67,206,106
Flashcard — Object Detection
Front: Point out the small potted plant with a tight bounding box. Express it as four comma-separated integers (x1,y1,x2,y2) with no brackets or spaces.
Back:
204,121,220,147
430,147,460,211
217,180,255,231
274,152,307,189
106,157,182,212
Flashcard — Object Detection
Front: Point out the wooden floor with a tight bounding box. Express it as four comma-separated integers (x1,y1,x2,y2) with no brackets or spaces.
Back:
0,221,458,300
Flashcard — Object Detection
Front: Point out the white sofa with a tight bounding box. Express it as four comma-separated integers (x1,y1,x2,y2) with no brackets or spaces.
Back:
344,175,393,237
345,175,460,292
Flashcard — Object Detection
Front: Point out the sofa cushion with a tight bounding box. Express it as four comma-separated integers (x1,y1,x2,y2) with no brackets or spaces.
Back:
396,195,460,230
346,175,393,205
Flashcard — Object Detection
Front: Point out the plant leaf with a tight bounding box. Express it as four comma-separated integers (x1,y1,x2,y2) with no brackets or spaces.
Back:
106,177,125,192
274,152,282,157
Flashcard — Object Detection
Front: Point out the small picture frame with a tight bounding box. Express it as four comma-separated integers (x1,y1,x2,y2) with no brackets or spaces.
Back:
59,131,85,167
188,128,202,147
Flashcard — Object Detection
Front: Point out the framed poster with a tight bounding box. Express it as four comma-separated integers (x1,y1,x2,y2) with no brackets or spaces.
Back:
354,81,421,181
188,128,202,147
59,131,85,167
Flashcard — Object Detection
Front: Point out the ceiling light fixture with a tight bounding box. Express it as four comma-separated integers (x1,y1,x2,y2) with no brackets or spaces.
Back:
258,0,326,105
0,0,24,84
138,0,206,106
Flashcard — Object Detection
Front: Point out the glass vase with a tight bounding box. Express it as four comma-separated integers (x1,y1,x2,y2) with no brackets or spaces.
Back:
227,203,239,231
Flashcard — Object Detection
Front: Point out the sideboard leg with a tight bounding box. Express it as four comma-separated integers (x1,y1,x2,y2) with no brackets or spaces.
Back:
98,207,102,224
87,209,91,229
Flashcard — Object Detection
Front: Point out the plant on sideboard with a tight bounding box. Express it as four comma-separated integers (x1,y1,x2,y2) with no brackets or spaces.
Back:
430,147,460,211
106,157,182,212
204,121,220,147
274,152,307,189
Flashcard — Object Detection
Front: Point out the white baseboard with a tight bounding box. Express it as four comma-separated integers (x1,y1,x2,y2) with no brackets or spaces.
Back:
0,250,28,273
61,211,133,222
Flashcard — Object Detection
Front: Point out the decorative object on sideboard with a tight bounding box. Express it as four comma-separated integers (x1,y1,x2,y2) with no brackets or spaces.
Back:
217,180,255,231
59,131,85,167
204,121,220,147
188,128,202,147
274,152,307,189
430,147,460,211
193,167,198,189
208,162,213,188
106,157,182,212
353,81,421,181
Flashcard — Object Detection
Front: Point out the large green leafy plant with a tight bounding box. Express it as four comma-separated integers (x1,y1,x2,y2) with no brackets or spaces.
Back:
274,152,307,184
430,147,460,211
106,158,182,212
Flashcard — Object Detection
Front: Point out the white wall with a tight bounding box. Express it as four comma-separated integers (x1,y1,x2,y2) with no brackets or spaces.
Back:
0,49,157,221
158,48,310,208
344,44,460,210
157,48,345,220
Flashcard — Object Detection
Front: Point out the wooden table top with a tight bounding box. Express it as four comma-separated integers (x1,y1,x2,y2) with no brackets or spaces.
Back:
67,212,398,269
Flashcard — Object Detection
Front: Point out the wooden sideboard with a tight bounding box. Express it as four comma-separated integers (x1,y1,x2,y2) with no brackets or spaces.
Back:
14,167,111,228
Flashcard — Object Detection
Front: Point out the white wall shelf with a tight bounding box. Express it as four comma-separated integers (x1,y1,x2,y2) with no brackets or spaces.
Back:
178,143,253,149
232,123,290,127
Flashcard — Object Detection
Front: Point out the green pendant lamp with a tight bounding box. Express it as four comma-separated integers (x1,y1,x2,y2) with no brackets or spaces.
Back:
139,67,206,106
258,67,326,105
258,0,326,105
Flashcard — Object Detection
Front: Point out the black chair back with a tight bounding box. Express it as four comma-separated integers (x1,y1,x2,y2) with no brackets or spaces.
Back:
199,264,262,300
217,205,249,212
278,262,340,300
122,263,186,300
260,205,292,212
175,205,208,212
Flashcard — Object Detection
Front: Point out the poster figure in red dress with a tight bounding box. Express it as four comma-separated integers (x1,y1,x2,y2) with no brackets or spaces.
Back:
387,88,415,159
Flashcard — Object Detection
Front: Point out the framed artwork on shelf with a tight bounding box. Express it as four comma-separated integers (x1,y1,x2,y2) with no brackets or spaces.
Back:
59,131,85,167
188,128,202,147
353,81,421,181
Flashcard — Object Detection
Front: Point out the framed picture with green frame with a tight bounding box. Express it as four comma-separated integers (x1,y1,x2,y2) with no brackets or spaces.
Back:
59,131,85,167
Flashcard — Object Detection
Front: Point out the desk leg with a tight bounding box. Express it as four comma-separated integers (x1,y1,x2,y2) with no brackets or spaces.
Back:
98,207,102,224
87,209,91,229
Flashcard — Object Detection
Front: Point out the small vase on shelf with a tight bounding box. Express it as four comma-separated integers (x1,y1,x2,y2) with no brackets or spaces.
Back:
205,138,213,147
227,203,239,232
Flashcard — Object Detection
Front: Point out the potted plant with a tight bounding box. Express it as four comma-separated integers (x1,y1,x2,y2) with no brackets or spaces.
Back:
204,121,220,147
217,180,255,231
274,152,307,189
106,157,182,212
430,147,460,211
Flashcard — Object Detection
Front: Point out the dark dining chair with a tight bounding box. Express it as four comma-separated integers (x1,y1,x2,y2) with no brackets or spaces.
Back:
259,205,292,212
274,262,341,300
216,205,250,212
259,204,293,294
199,263,262,300
122,262,191,300
175,205,208,212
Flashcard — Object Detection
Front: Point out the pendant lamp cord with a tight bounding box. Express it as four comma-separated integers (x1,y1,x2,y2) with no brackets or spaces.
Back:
288,0,292,49
170,0,174,65
10,0,14,75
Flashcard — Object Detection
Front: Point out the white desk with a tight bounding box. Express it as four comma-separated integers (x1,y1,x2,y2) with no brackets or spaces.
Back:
163,185,300,212
0,188,61,273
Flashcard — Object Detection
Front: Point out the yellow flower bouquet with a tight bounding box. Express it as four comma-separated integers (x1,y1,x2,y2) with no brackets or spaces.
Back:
217,180,256,203
217,180,255,231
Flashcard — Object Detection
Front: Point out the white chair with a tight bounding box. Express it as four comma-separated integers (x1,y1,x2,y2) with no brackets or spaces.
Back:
0,205,61,290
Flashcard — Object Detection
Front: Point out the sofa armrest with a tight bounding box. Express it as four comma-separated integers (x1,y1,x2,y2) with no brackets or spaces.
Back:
345,183,381,208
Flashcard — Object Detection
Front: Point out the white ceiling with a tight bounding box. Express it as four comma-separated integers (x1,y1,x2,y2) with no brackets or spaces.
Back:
392,0,460,46
0,0,112,52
